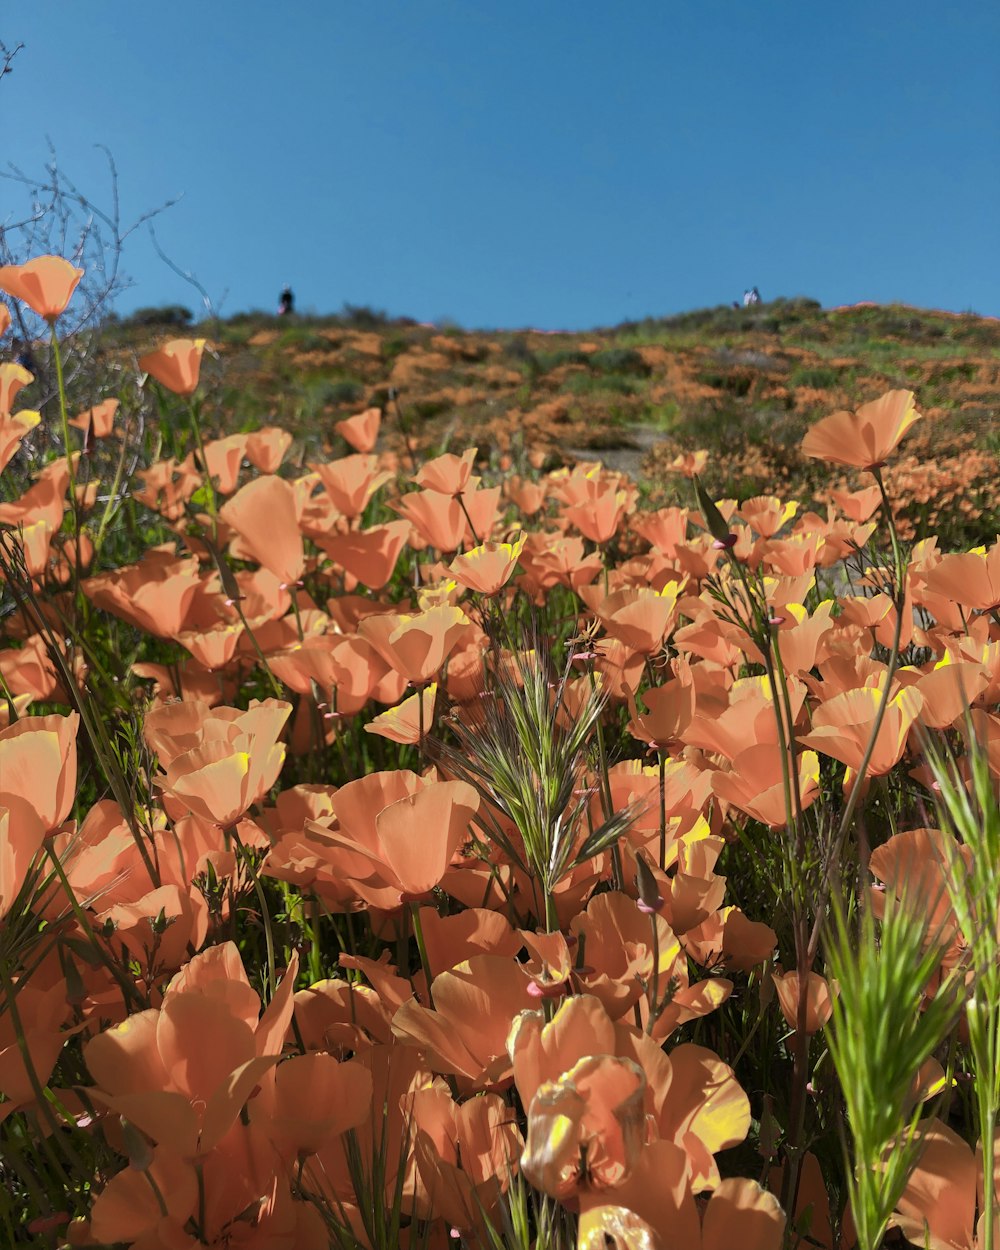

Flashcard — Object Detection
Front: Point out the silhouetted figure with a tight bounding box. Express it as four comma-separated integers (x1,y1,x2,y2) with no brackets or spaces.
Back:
750,286,761,305
278,286,295,316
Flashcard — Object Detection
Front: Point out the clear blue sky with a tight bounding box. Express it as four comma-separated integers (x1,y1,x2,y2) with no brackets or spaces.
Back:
4,2,999,328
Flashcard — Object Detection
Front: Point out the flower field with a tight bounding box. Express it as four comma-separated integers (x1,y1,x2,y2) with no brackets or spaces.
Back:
1,256,999,1249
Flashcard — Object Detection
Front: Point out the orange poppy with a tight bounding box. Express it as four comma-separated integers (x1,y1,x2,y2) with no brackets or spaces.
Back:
0,303,9,337
334,406,381,452
414,447,477,496
801,388,921,469
358,604,470,685
449,534,526,594
219,475,305,586
138,338,207,395
245,426,293,473
312,454,393,520
0,255,84,321
712,744,821,827
183,432,248,495
738,494,799,538
364,683,437,744
505,475,548,516
83,548,202,638
830,483,883,522
772,970,837,1034
314,519,411,590
0,408,41,473
595,582,685,655
411,1087,522,1231
250,1052,373,1162
921,541,1000,613
892,1117,992,1250
0,363,34,417
392,954,536,1089
0,712,79,853
158,699,290,827
68,398,119,439
317,775,479,907
580,1166,786,1250
521,1053,647,1199
800,684,923,779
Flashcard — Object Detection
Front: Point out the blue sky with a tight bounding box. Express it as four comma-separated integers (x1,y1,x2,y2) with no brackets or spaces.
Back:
4,2,999,328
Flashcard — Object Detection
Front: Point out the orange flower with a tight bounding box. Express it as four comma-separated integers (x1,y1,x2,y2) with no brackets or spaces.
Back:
392,954,536,1089
84,942,298,1158
0,713,79,873
801,388,921,469
414,447,477,496
712,745,821,828
83,548,202,638
312,453,393,520
800,684,924,779
359,604,470,685
0,363,34,416
625,679,695,752
316,774,479,907
0,303,9,338
158,699,290,826
314,519,411,590
0,408,41,473
772,970,837,1034
392,488,468,553
334,406,381,452
364,683,437,744
245,425,292,473
250,1052,372,1162
921,541,1000,612
411,1088,522,1231
595,582,685,656
219,475,305,586
892,1117,997,1250
138,338,207,395
449,534,526,594
68,398,118,438
521,1054,647,1199
0,255,84,320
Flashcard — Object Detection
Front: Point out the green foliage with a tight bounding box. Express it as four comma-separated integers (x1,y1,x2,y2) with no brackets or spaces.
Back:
824,890,960,1250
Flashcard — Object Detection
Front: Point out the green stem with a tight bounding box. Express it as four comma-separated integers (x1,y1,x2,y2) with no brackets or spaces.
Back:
410,901,435,1009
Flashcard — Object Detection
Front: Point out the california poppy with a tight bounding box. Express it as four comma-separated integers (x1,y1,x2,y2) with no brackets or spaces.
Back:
413,447,477,496
312,454,393,520
219,475,305,586
449,534,526,595
0,408,41,473
68,399,119,439
0,363,34,417
801,388,921,469
0,255,84,321
364,683,437,744
334,406,381,453
314,520,410,590
138,338,207,396
245,426,293,473
358,604,470,685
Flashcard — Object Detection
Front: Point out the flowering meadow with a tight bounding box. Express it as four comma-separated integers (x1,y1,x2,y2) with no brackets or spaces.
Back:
1,256,999,1250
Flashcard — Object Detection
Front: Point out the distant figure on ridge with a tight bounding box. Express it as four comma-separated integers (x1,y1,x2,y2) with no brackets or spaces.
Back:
278,286,295,316
749,286,761,305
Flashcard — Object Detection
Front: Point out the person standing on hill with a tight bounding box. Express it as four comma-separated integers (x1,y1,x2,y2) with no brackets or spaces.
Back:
278,286,295,316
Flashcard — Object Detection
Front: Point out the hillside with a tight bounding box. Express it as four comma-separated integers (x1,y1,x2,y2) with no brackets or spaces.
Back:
51,295,1000,547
